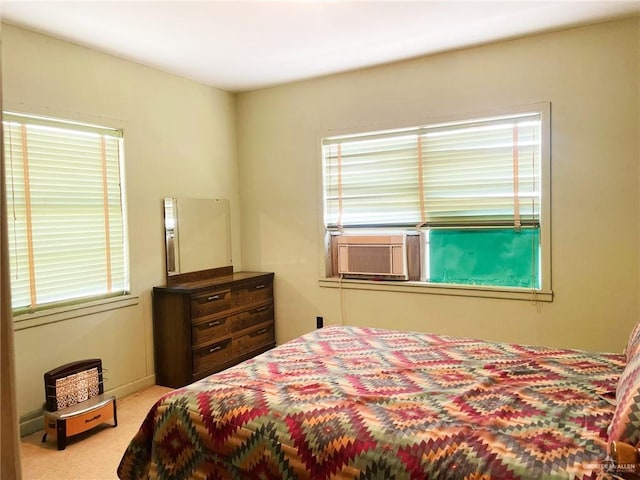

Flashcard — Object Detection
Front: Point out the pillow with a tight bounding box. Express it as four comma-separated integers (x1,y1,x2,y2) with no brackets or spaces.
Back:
626,320,640,361
609,351,640,445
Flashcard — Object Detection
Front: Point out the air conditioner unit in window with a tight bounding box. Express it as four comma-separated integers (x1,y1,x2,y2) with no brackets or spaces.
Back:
336,235,409,280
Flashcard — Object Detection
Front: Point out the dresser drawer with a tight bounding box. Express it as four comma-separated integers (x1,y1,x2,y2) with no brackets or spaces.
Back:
231,280,273,307
193,338,232,374
231,302,274,333
232,322,275,357
191,289,231,318
192,315,232,347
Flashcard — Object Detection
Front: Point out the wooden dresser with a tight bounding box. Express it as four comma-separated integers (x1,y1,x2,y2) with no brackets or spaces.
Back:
152,266,275,388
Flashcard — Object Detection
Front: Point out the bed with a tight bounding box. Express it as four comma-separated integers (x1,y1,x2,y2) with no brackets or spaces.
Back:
117,325,637,479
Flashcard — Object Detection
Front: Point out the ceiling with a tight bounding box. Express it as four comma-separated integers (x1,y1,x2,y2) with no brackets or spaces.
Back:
2,1,639,92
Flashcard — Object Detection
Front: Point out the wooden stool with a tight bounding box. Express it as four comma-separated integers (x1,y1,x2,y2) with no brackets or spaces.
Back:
41,359,117,450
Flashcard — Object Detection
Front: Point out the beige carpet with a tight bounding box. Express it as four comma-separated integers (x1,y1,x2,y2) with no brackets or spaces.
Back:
20,385,172,480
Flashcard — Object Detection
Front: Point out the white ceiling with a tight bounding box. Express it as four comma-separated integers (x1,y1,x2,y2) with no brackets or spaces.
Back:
2,1,639,92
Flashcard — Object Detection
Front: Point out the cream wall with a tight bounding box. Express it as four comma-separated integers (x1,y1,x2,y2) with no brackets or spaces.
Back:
236,18,640,353
1,24,242,432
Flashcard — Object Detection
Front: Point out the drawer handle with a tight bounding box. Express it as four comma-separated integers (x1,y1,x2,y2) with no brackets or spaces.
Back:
207,320,222,327
251,328,268,337
207,295,223,301
209,345,222,353
253,284,265,290
255,306,268,313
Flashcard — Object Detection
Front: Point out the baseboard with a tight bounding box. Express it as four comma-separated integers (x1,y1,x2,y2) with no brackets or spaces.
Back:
108,374,157,400
20,374,157,437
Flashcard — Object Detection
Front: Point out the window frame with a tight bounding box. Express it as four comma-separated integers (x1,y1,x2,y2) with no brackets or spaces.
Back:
3,111,132,315
317,102,552,301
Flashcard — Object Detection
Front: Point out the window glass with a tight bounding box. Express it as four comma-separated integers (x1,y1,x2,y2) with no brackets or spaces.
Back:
428,228,539,288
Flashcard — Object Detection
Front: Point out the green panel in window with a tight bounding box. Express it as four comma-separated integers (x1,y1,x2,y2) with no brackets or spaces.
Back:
429,228,539,289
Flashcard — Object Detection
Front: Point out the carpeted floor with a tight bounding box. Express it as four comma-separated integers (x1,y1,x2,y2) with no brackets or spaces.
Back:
20,385,172,480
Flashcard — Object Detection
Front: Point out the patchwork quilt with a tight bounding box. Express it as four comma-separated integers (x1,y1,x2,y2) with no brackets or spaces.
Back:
118,326,625,479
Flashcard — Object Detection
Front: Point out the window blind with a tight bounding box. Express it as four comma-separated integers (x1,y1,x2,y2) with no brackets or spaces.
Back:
324,134,422,227
323,112,541,229
3,112,128,311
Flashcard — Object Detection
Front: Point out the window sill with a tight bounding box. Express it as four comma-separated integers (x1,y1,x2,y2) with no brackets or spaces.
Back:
318,278,553,302
13,294,140,331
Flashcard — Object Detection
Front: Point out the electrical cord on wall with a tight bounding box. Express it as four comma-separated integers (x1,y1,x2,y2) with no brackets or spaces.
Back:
338,273,346,326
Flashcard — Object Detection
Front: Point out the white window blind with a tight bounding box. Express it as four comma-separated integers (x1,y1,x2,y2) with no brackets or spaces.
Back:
323,112,541,229
3,112,129,312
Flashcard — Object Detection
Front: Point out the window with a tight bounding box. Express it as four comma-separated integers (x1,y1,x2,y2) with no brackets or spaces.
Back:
321,105,550,294
3,112,129,313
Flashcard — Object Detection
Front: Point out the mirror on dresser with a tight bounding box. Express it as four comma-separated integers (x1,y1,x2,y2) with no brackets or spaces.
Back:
163,197,232,280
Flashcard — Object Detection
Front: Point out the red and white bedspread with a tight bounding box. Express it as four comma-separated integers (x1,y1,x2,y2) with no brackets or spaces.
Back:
118,326,625,479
